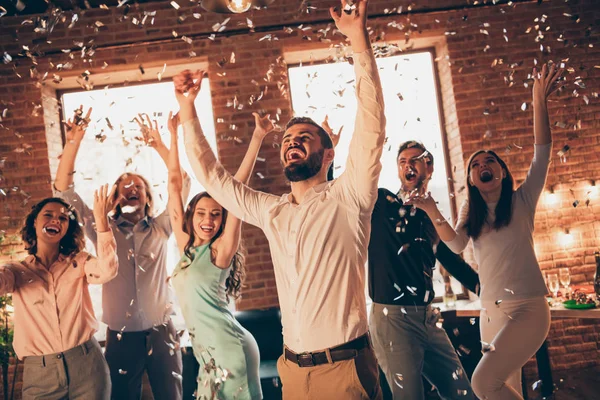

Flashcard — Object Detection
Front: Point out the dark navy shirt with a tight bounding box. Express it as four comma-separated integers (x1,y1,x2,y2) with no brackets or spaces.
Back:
368,188,480,305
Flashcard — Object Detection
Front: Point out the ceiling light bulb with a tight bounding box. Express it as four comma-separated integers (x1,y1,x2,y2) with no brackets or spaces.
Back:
227,0,252,13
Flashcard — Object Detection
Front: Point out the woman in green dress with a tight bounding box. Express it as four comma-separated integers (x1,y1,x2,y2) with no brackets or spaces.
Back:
166,92,274,400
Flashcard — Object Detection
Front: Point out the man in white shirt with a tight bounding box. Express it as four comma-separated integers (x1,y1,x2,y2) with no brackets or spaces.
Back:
174,0,385,397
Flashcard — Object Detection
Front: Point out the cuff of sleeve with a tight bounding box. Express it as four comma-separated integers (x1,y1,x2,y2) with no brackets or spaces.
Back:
52,183,75,195
96,230,114,242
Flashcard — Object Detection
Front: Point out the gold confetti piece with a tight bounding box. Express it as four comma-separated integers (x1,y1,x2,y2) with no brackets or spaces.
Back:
170,1,180,9
118,369,127,374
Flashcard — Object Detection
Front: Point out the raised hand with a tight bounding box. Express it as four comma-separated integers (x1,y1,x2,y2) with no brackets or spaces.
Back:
329,0,369,47
173,69,205,107
167,111,180,138
134,113,164,149
322,115,343,148
532,63,563,104
65,106,92,143
251,112,276,140
93,184,116,232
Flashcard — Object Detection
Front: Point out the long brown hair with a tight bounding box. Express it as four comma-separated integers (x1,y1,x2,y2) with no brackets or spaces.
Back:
464,150,515,240
182,192,246,302
110,173,154,219
21,197,86,256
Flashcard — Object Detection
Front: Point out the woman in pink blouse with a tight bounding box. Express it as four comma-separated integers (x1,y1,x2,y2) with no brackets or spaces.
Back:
0,186,118,399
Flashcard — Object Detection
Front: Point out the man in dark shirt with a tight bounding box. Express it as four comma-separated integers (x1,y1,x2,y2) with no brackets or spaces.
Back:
368,141,478,399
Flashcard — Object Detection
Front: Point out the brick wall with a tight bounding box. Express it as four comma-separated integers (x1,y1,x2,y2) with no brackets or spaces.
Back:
1,0,599,396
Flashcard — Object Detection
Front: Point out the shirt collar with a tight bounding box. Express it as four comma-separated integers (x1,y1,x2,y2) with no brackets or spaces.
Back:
280,181,330,205
113,214,150,228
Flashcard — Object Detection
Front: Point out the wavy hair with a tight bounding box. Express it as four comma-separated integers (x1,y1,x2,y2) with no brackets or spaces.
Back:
463,150,515,240
21,197,85,256
182,192,246,302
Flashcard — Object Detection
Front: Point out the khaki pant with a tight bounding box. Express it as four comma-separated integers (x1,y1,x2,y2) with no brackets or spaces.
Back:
22,338,110,400
277,344,382,400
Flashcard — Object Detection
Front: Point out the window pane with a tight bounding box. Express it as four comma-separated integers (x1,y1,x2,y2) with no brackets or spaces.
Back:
288,52,464,299
60,79,217,339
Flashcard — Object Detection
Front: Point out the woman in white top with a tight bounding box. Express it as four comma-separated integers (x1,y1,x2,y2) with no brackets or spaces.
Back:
407,62,562,400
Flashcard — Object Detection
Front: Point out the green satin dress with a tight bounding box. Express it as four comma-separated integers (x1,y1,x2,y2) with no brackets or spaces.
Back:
172,244,262,400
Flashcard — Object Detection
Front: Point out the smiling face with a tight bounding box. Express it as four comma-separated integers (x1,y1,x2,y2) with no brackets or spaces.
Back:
115,175,148,214
34,202,70,247
192,196,224,243
280,123,332,182
468,151,505,193
397,147,433,193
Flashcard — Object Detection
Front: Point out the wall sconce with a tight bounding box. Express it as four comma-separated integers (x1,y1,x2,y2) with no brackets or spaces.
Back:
546,185,558,206
559,228,573,247
201,0,275,14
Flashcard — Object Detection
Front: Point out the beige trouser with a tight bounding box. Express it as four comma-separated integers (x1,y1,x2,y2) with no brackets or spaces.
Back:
472,296,551,400
277,344,382,400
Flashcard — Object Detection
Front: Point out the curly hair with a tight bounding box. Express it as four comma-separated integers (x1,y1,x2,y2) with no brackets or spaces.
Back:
182,192,246,302
21,197,86,256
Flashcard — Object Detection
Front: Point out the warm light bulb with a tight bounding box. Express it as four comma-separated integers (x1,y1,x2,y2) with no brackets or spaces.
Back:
559,229,573,247
227,0,252,13
545,191,557,206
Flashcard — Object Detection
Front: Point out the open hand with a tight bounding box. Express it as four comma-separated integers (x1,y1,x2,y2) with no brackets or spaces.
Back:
173,69,205,107
65,106,92,143
93,184,116,232
532,63,564,104
134,113,164,149
252,112,276,140
322,115,343,148
404,190,437,216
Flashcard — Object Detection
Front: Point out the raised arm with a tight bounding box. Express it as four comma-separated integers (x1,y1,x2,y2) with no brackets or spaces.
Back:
53,107,98,245
174,71,278,229
166,112,190,254
134,113,170,167
330,0,386,210
213,113,275,268
84,184,118,284
519,63,561,209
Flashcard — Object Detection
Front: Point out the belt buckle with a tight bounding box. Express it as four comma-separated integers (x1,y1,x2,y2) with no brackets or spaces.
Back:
297,352,315,367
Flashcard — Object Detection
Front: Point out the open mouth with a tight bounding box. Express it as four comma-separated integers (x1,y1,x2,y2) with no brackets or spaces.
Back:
126,194,140,201
43,224,61,237
479,170,494,183
286,147,306,162
199,225,214,234
404,169,417,182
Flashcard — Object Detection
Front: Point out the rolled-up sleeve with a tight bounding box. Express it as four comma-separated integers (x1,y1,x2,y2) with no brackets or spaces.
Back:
83,230,118,284
182,118,278,229
334,50,386,212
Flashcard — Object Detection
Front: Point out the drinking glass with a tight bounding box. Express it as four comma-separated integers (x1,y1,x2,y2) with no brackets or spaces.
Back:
559,268,571,294
547,273,560,303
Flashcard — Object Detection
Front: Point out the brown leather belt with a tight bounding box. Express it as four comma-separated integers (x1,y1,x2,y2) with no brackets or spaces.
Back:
284,334,370,367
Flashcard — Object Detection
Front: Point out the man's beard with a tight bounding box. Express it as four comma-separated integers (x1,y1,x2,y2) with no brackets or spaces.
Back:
283,149,324,182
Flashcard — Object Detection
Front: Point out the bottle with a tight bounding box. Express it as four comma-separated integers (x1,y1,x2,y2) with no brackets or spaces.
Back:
443,281,456,308
594,251,600,297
